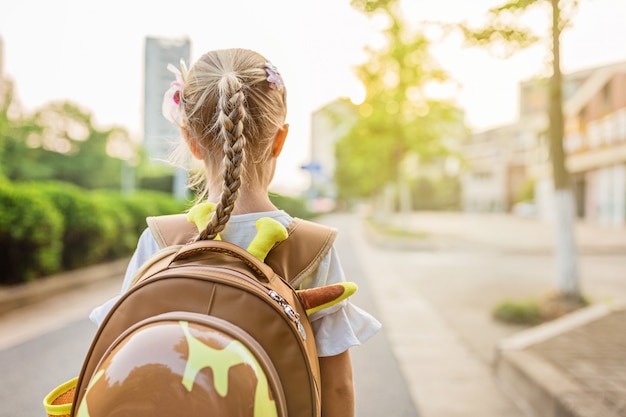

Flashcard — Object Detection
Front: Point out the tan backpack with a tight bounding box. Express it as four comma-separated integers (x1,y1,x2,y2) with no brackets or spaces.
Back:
65,214,337,417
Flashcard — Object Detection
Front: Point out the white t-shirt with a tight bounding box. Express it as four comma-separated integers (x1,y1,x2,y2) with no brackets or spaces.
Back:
90,210,381,357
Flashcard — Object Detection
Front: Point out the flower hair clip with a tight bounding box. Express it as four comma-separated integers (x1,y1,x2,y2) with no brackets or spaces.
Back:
265,61,284,91
162,59,188,125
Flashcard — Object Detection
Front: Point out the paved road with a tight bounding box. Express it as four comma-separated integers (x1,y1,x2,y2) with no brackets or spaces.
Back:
0,214,419,417
3,211,624,417
0,277,115,417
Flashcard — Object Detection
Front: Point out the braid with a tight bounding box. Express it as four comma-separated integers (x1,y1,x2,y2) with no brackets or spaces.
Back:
180,49,287,241
197,78,246,241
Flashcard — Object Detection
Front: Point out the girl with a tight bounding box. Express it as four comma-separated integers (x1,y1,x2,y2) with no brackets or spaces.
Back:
91,48,381,417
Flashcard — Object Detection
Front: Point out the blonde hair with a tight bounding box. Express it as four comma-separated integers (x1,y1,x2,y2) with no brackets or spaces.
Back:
178,48,287,240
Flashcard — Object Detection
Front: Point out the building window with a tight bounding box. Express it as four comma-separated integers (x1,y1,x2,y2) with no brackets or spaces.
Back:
588,120,601,148
578,107,587,128
602,82,612,114
618,108,626,142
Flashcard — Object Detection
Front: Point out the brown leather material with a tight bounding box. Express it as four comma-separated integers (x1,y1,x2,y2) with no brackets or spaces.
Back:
145,214,337,287
72,238,321,417
265,219,337,288
71,214,337,416
76,312,289,417
146,214,197,247
172,239,276,282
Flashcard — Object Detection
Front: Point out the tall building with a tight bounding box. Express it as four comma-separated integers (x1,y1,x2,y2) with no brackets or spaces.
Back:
0,35,9,111
143,37,191,162
307,99,358,210
143,37,191,199
0,35,4,78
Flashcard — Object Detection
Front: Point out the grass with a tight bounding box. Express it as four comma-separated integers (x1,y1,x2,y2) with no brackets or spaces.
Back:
365,217,429,239
493,290,591,326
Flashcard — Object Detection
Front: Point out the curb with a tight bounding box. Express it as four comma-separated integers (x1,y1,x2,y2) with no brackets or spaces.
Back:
494,302,626,417
0,258,129,316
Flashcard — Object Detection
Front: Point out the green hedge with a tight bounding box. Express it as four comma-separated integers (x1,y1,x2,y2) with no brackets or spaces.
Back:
0,181,188,285
116,190,191,235
0,183,64,284
92,190,190,256
269,192,315,220
89,191,137,259
34,182,118,269
0,181,309,285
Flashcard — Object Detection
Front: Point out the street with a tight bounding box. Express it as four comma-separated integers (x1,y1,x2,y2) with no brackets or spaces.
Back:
1,211,625,417
0,213,419,417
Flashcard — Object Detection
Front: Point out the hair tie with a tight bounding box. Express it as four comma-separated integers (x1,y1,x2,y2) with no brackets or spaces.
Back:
265,62,284,91
162,59,188,124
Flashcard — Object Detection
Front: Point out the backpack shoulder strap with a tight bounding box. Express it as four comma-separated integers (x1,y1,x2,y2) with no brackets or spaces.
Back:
264,218,337,287
146,214,337,286
146,213,197,248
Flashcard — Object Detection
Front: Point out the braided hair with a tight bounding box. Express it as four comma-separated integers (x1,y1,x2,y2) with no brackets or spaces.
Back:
178,49,287,240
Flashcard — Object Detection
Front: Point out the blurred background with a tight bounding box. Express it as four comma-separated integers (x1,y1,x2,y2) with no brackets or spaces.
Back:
1,1,626,416
1,0,624,199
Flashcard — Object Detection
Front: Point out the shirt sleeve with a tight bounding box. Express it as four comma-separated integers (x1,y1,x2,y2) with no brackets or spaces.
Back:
120,228,161,293
301,246,382,357
89,228,160,326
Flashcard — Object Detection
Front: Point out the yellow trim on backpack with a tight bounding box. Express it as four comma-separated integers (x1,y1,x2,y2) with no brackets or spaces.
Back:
43,377,78,416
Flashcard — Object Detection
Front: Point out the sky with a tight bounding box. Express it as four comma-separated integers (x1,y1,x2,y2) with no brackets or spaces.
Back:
1,0,625,193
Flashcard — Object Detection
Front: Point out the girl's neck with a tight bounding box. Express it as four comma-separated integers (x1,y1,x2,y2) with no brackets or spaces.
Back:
232,197,278,215
206,188,278,215
204,161,279,215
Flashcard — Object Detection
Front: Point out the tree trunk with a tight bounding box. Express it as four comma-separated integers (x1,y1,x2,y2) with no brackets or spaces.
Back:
549,0,581,299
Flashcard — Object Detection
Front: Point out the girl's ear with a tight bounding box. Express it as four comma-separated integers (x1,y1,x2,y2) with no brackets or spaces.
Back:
182,128,203,160
272,124,289,158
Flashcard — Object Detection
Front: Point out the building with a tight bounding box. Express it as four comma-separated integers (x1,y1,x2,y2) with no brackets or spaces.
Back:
307,98,357,211
143,36,191,162
560,61,626,226
461,60,626,226
460,123,533,212
0,35,3,78
143,36,191,200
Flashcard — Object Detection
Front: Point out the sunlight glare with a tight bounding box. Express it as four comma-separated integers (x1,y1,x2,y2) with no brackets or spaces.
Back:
348,81,366,105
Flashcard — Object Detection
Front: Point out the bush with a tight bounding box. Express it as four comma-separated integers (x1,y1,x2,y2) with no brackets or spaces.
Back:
93,190,189,256
0,180,192,284
89,190,137,259
34,182,117,269
118,191,191,234
0,179,313,285
0,182,63,284
492,299,543,325
492,290,590,325
269,192,315,220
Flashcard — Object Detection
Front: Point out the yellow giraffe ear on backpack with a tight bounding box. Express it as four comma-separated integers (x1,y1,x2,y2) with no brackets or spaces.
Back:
187,202,221,240
247,217,288,261
242,216,358,315
186,206,357,315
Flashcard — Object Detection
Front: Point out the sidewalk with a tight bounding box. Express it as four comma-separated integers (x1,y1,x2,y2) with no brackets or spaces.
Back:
496,303,626,417
372,212,626,417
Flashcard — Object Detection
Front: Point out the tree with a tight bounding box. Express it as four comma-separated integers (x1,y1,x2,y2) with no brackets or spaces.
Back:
0,79,25,178
458,0,583,301
2,101,135,190
337,0,465,204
